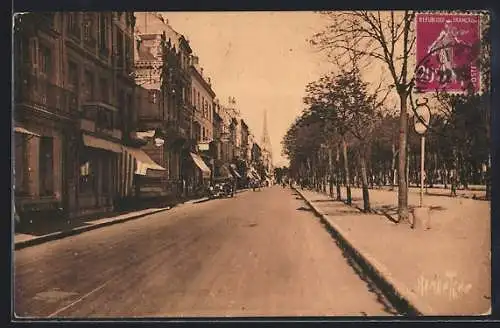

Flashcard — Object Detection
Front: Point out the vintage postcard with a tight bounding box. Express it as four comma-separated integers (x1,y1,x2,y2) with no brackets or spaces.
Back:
12,11,491,318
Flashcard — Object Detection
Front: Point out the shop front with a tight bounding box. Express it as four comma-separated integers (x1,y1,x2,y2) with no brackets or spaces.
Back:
189,152,212,197
124,145,167,207
13,122,65,225
75,133,121,217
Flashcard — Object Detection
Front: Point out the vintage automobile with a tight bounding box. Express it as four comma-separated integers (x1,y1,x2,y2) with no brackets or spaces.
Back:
208,177,235,199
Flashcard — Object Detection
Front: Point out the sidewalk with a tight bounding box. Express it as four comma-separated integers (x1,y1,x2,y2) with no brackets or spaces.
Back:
14,190,251,250
294,186,491,316
14,206,171,249
378,185,487,200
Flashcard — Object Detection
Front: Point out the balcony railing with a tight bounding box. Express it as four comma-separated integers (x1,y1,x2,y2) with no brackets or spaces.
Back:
81,101,118,132
99,47,110,60
15,73,77,117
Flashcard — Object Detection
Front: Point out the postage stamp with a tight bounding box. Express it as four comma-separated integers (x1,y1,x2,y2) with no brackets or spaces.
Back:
415,13,481,93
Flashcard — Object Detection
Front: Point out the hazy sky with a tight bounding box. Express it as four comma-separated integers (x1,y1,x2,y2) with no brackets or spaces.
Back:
163,12,332,167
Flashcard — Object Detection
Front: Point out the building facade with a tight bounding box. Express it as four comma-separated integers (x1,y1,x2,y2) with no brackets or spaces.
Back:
14,12,140,222
188,56,214,189
134,12,197,198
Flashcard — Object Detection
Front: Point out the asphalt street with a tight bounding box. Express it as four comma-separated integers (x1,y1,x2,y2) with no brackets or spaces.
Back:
14,186,397,318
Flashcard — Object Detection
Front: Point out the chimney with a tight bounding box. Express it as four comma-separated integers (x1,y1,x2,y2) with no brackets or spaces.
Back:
208,77,211,84
200,68,204,76
192,56,199,65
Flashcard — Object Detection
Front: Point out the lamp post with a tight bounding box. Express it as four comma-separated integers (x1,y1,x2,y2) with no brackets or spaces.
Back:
414,101,431,207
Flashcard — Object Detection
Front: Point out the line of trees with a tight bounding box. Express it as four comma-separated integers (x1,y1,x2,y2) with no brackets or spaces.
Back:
281,10,491,217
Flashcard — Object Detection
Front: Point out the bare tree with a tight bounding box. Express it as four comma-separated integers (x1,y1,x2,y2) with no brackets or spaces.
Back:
310,11,416,222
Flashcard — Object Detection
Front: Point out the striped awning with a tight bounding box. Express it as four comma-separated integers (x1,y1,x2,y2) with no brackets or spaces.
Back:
14,127,40,137
83,134,122,153
190,152,211,178
219,164,233,179
248,167,261,180
124,146,166,176
229,164,242,178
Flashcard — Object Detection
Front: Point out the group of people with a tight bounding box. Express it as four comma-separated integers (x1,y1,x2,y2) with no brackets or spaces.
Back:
281,178,295,189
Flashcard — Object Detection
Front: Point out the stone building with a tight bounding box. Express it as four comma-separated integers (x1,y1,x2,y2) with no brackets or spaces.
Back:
13,12,139,221
134,12,196,198
189,56,215,189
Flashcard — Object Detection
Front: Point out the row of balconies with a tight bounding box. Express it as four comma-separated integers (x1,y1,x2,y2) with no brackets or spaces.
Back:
15,72,125,140
15,72,78,117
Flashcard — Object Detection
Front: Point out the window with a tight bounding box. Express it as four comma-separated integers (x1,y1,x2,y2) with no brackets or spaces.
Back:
39,137,54,196
99,14,108,50
116,29,124,68
124,37,132,72
67,12,80,37
83,70,94,101
99,77,109,103
83,13,95,42
68,61,79,92
15,37,30,78
197,91,200,110
14,133,29,195
149,90,158,104
201,97,205,117
97,109,113,130
39,44,52,78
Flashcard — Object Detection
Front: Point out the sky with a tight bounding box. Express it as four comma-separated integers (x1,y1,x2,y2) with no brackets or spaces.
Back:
163,12,333,167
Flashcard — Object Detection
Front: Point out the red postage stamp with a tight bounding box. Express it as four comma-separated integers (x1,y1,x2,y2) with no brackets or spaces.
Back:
415,13,481,93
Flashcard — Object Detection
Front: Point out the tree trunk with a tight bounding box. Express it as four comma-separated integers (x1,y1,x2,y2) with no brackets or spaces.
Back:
342,137,352,205
328,147,334,198
360,147,371,212
336,144,342,201
398,92,409,222
391,142,397,190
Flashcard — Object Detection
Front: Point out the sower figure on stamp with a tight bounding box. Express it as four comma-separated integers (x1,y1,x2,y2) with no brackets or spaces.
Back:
427,20,466,84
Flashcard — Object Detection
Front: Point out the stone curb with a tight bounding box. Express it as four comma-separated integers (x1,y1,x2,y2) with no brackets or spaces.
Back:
293,187,435,316
14,207,171,250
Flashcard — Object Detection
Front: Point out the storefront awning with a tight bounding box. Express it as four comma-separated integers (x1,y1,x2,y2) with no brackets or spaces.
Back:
83,134,122,153
190,152,211,178
230,164,242,178
14,127,40,137
248,167,261,180
124,146,166,176
135,130,156,140
219,164,233,179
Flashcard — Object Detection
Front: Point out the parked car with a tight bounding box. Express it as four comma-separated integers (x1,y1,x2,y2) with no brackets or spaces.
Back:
209,178,235,199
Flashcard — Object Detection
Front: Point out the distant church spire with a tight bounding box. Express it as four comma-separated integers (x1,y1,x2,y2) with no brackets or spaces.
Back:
261,110,269,145
261,109,273,164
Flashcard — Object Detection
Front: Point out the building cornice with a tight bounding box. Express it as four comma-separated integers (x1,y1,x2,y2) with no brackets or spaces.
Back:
190,65,216,98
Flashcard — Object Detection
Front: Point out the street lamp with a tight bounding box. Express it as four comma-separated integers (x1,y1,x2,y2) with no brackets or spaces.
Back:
414,99,431,208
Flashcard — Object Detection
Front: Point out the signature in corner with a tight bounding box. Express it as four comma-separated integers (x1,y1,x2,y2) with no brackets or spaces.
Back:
415,272,472,301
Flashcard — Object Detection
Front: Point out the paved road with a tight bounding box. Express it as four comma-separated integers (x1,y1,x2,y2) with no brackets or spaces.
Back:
14,186,397,318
